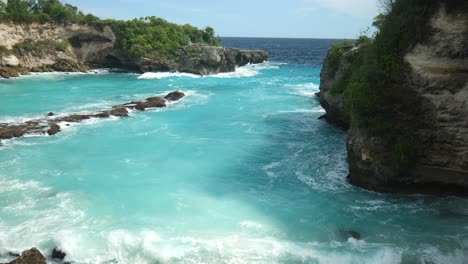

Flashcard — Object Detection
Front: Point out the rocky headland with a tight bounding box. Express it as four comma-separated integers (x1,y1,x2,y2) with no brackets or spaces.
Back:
0,23,268,78
318,1,468,196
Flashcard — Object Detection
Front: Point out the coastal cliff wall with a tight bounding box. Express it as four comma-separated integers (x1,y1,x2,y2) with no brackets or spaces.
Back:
0,23,268,78
318,2,468,195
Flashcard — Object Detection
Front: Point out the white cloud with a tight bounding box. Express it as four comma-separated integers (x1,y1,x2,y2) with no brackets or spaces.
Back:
304,0,378,18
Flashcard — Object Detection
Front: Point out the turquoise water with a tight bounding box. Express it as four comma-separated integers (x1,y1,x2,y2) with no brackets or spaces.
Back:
0,38,467,264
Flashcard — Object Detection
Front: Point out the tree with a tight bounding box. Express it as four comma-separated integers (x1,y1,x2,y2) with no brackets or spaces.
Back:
6,0,34,22
378,0,396,14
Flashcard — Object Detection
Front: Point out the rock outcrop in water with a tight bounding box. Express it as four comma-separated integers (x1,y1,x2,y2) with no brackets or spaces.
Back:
318,1,468,196
0,23,268,78
0,91,185,142
2,248,46,264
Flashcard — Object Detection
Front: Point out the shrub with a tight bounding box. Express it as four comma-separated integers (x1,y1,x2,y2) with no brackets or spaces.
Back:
0,45,12,56
326,40,354,77
57,39,69,51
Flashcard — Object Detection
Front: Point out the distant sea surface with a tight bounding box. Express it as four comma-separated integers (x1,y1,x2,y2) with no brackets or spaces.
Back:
0,37,466,264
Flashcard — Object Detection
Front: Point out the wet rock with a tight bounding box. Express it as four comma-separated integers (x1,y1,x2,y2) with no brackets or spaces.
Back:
141,44,269,75
94,111,110,118
56,114,91,123
339,230,361,240
135,97,166,111
0,67,29,78
51,248,66,261
47,123,61,136
164,91,185,101
109,107,129,117
0,91,182,142
0,122,45,140
8,248,46,264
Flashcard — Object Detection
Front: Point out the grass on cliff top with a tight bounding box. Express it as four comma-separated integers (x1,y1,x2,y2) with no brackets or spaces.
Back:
0,0,221,59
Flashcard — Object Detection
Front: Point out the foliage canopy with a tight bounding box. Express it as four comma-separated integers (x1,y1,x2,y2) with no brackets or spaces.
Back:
0,0,221,57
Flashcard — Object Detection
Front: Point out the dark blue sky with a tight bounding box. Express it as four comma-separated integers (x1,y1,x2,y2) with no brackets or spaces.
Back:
65,0,379,39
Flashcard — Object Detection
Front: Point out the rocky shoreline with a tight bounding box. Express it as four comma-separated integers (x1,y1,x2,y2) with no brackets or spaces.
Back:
0,91,185,143
0,23,268,79
317,3,468,196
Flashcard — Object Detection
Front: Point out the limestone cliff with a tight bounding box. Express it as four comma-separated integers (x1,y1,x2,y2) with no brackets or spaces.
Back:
319,2,468,195
0,22,268,78
318,45,354,129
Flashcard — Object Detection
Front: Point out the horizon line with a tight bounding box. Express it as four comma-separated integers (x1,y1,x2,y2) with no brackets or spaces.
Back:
220,36,355,40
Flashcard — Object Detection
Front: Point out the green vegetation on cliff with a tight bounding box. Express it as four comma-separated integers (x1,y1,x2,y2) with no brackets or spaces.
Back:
109,18,220,58
326,0,466,168
0,0,221,58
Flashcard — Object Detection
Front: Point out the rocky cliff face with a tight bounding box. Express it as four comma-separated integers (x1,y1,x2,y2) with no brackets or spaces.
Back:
319,3,468,195
318,45,353,129
0,23,268,78
137,44,269,75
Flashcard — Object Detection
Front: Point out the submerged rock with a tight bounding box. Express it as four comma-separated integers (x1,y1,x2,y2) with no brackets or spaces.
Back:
47,112,54,117
338,230,361,240
7,248,46,264
51,248,66,261
164,91,185,101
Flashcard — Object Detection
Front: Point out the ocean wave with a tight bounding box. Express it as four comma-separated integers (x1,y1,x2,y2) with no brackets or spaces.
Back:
138,72,201,80
285,83,320,97
137,62,279,80
276,107,325,114
2,231,410,264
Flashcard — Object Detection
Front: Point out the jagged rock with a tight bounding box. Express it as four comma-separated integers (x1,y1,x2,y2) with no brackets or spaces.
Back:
0,67,29,78
53,58,88,72
319,3,468,195
108,107,129,117
47,112,54,117
51,248,66,261
0,122,44,140
56,114,91,123
135,97,166,111
94,111,111,118
317,45,354,130
47,123,61,136
0,23,268,76
0,91,181,142
171,44,269,75
164,91,185,101
8,248,46,264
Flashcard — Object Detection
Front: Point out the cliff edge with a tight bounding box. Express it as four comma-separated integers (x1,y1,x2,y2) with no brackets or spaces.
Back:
318,1,468,195
0,23,268,78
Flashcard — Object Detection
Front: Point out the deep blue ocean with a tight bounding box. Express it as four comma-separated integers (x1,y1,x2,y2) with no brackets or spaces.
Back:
0,38,466,264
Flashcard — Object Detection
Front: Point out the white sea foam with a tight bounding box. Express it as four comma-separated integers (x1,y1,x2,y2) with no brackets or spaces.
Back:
64,100,116,113
262,161,283,178
137,62,279,80
240,220,264,229
285,83,320,97
138,72,201,80
44,232,408,264
277,107,325,114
